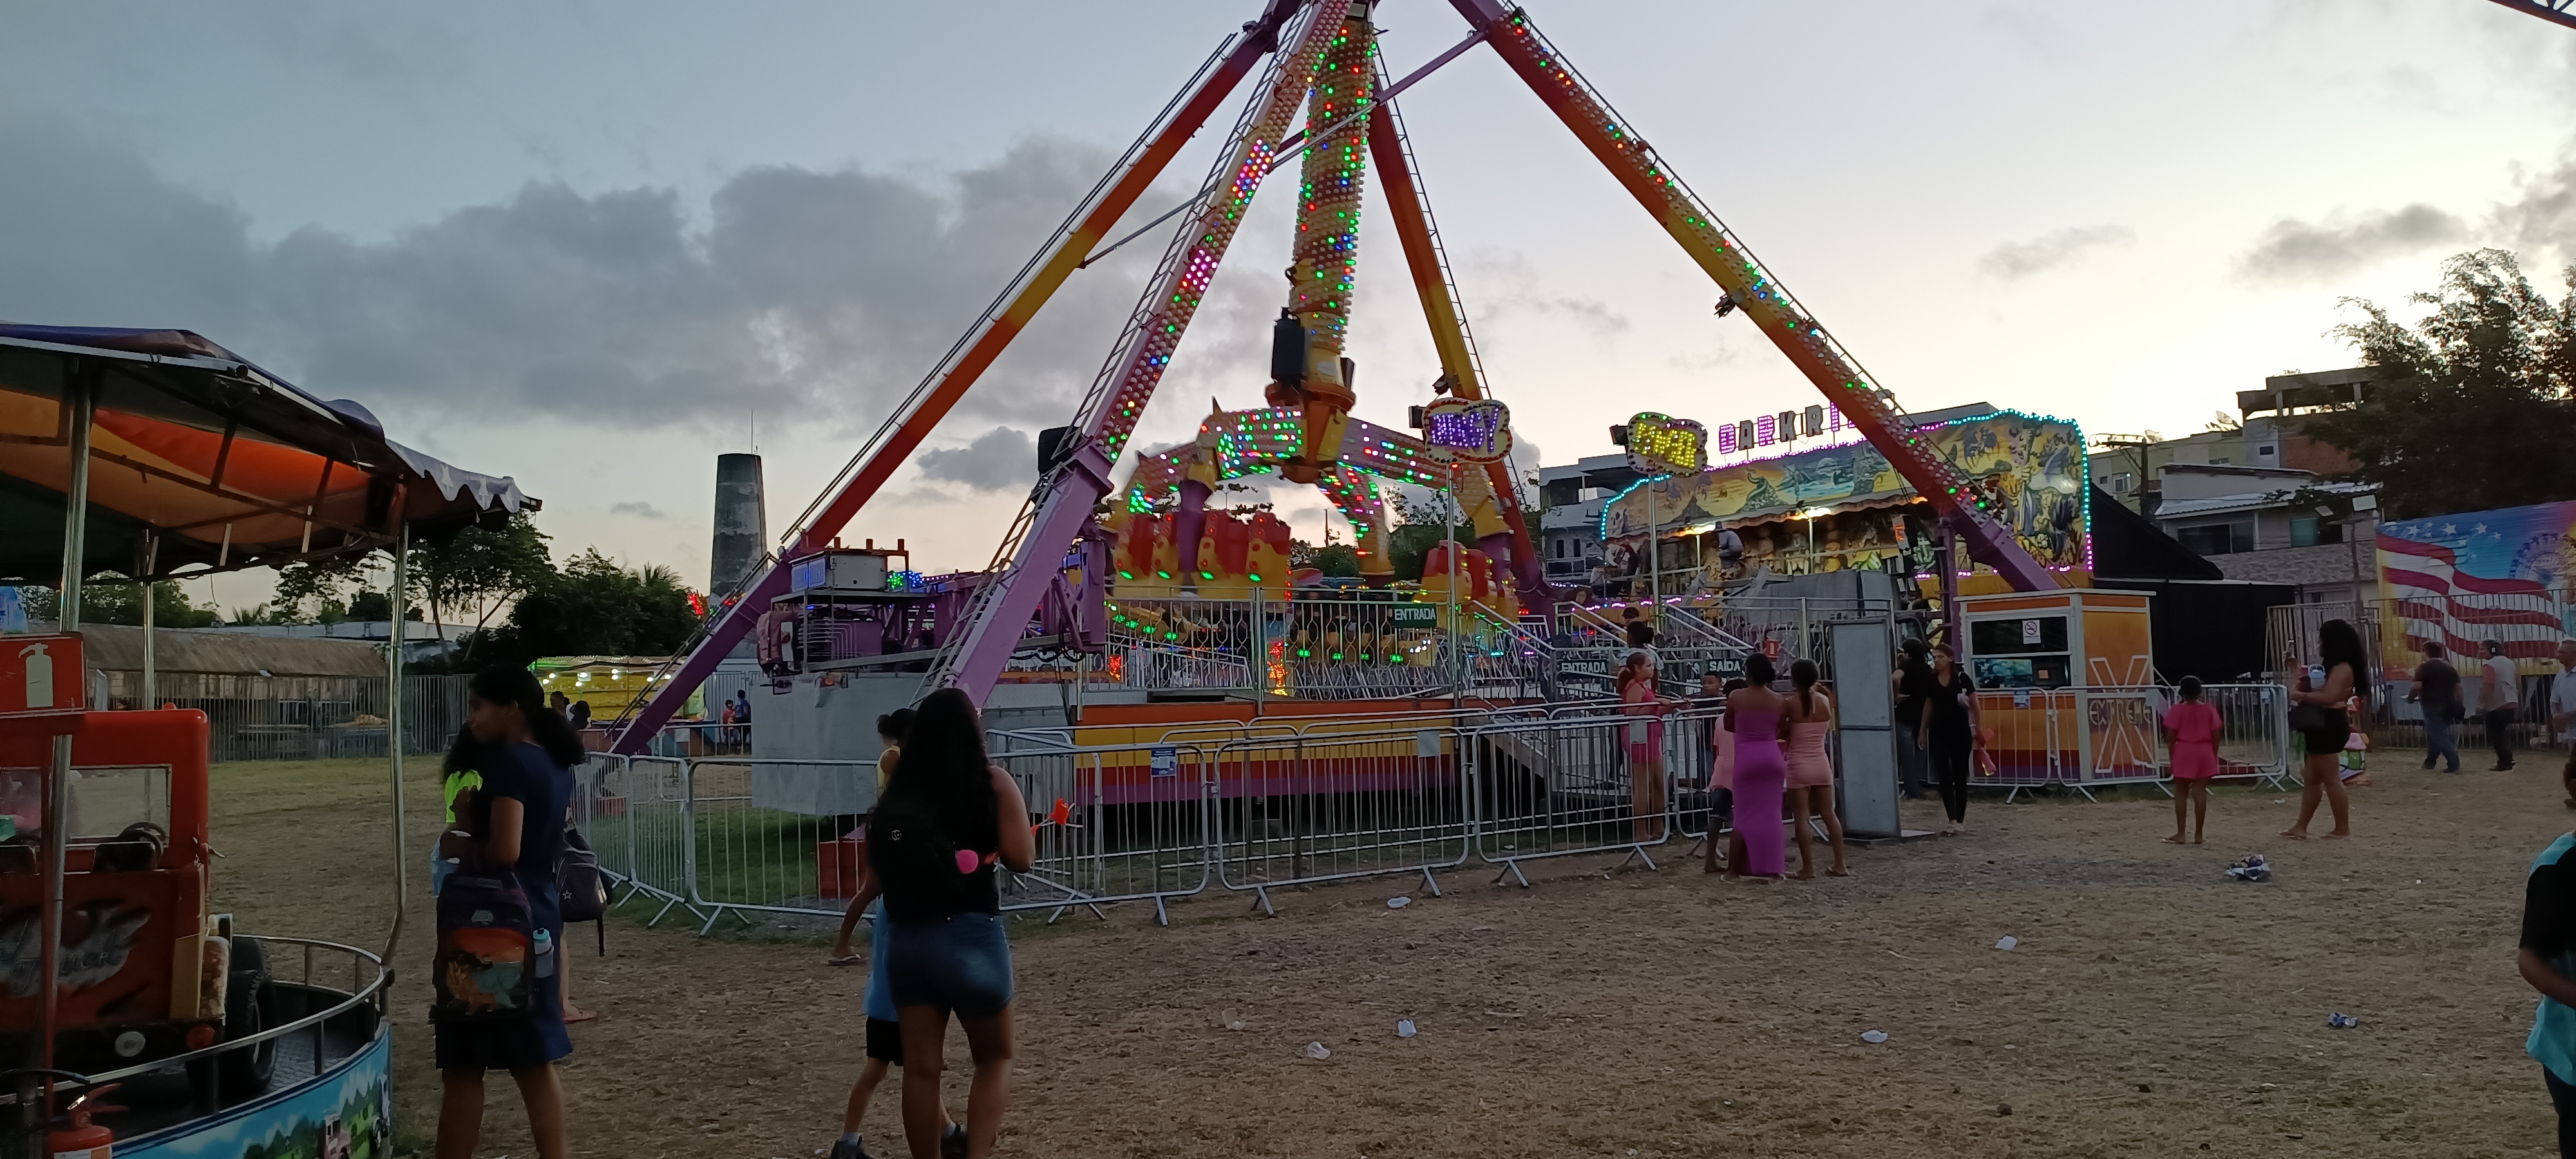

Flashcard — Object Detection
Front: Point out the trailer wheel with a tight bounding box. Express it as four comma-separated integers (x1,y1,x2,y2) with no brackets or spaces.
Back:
187,936,278,1100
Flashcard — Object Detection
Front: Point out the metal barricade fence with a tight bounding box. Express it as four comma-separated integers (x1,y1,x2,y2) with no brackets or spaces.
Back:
1212,723,1471,912
684,757,877,933
991,740,1215,925
1467,709,1675,886
2202,683,2294,789
611,755,698,925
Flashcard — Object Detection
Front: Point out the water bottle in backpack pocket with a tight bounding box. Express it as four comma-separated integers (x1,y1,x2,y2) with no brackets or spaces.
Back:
432,872,537,1021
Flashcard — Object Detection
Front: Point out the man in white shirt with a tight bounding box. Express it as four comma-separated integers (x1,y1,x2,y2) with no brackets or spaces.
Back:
2486,638,2523,771
2552,641,2576,745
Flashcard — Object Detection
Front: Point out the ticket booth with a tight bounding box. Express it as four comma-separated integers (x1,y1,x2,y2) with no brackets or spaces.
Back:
1955,590,2159,791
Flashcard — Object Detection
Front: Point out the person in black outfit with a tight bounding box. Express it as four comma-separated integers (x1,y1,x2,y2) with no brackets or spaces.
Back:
855,689,1036,1159
436,667,587,1159
1890,639,1935,799
1920,641,1977,833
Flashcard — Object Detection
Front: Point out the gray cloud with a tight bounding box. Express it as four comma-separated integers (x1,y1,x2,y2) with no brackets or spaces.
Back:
1976,224,2134,280
2496,157,2576,261
609,501,670,520
0,101,1158,431
916,426,1036,492
2237,203,2468,281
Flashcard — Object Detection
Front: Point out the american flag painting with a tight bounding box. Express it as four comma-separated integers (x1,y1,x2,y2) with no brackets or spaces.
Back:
2374,501,2576,675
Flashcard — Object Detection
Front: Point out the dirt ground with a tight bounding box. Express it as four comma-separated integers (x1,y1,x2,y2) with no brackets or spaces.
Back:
213,747,2574,1158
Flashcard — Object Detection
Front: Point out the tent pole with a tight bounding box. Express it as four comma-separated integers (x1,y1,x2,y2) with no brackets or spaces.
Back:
383,505,410,965
36,368,95,1140
140,532,157,708
58,372,93,631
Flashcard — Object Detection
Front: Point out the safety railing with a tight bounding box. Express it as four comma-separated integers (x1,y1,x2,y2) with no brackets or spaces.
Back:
596,684,2297,934
1466,709,1676,886
1211,724,1470,911
991,740,1217,924
3,936,390,1118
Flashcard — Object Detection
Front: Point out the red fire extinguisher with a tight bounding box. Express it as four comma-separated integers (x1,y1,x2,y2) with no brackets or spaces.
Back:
48,1084,121,1159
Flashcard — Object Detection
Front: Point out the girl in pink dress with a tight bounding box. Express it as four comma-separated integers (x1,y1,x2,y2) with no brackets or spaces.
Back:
1618,652,1672,843
1725,654,1790,880
1783,658,1849,878
2162,675,2223,844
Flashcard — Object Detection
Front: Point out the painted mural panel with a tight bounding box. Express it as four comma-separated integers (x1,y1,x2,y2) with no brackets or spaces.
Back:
2374,500,2576,675
1596,410,2089,576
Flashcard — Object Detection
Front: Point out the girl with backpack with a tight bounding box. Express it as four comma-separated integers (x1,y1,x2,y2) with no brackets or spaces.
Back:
868,689,1036,1159
435,667,586,1159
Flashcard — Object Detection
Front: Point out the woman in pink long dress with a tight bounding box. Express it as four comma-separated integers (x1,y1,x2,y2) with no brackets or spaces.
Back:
1725,653,1790,880
2162,675,2223,844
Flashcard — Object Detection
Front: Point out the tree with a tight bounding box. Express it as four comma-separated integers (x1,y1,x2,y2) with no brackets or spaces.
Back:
2302,249,2576,519
1305,543,1361,577
16,583,220,628
1386,490,1471,582
411,513,556,660
470,550,699,669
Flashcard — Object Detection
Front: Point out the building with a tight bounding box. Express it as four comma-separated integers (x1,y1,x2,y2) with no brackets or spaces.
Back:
1535,454,1639,588
2148,463,2379,605
2089,368,2371,515
203,619,469,664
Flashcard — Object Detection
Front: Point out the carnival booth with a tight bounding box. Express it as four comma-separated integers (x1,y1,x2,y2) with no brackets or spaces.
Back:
1596,408,2090,596
1954,589,2161,792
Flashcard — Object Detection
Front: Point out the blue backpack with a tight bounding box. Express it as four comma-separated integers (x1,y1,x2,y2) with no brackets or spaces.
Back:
431,871,538,1021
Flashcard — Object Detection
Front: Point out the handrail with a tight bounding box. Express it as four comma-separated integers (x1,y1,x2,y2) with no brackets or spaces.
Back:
3,936,388,1102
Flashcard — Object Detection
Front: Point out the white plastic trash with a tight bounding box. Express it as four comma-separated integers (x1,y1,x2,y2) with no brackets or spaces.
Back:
1396,1019,1417,1039
1307,1042,1331,1060
1995,936,2018,950
1388,896,1412,909
1861,1030,1889,1044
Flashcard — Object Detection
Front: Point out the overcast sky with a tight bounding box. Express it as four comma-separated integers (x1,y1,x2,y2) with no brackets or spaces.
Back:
5,0,2573,606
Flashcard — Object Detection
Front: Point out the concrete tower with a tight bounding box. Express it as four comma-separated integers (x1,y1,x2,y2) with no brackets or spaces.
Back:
710,453,768,598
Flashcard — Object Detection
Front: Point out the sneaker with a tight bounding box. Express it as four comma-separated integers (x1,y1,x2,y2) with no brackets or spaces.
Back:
829,1137,871,1159
942,1123,969,1159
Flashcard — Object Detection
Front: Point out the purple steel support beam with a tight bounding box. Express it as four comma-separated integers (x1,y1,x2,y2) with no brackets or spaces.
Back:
605,3,1298,753
942,0,1352,699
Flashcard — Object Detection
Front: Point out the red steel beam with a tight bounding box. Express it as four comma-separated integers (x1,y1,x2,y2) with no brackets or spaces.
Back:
609,2,1303,753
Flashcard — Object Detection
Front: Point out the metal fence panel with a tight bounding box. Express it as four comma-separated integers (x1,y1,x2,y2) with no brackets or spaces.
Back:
108,672,471,762
1212,725,1470,908
1469,710,1675,885
992,741,1214,923
684,758,875,932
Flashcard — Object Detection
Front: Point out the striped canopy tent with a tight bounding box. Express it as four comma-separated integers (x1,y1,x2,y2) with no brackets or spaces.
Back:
0,325,536,585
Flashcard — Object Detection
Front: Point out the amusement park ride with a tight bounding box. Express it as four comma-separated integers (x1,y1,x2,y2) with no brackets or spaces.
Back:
610,0,2065,752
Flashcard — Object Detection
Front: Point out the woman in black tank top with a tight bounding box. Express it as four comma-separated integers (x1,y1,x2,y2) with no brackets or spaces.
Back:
866,689,1034,1158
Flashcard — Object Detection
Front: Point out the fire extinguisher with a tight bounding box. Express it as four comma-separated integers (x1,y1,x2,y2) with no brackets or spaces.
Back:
48,1084,121,1159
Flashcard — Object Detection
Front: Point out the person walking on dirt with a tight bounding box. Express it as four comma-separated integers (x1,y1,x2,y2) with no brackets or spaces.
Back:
2282,620,2364,840
1922,643,1977,834
2486,638,2523,771
870,689,1037,1159
1782,659,1849,878
435,667,587,1159
2412,642,2462,774
825,710,963,1159
2517,813,2576,1156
